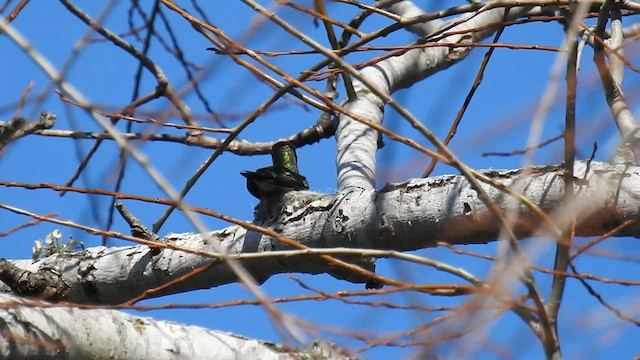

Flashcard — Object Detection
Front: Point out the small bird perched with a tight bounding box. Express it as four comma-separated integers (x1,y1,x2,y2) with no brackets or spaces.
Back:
241,141,309,200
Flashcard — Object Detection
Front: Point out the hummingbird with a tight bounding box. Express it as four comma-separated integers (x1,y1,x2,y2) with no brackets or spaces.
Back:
241,141,309,200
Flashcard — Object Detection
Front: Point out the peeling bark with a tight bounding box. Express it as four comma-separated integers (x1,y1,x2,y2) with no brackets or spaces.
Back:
2,161,638,304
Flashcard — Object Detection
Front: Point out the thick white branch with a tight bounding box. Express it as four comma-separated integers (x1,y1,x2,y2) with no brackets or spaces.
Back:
0,294,348,359
382,1,534,92
387,1,443,37
3,161,640,304
336,1,533,191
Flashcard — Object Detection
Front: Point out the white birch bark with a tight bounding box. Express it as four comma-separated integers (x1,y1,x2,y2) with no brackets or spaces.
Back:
3,1,637,358
0,293,350,359
3,161,639,304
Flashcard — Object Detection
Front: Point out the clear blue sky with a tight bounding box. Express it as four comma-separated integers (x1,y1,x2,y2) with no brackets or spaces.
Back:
1,2,639,358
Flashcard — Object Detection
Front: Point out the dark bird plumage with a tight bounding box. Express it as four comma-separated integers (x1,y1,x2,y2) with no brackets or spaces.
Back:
241,142,309,200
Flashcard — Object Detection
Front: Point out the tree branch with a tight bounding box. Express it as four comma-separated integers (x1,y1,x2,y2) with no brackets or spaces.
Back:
2,161,639,304
0,293,351,359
